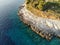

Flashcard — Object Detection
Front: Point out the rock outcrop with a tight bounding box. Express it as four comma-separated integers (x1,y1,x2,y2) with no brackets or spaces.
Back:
18,5,60,40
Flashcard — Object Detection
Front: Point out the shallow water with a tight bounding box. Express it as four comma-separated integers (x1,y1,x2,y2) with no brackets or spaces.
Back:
0,0,60,45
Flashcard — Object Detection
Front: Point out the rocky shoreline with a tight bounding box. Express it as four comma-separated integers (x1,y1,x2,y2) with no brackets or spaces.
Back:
18,5,60,40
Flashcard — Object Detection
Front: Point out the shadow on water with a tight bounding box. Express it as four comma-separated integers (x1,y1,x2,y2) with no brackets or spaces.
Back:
0,14,15,45
0,33,15,45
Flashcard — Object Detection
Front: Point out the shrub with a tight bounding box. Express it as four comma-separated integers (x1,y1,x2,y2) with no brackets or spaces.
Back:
42,2,60,11
26,0,30,4
37,0,45,10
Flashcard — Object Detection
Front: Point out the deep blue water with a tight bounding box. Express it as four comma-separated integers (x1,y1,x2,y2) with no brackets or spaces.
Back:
0,0,60,45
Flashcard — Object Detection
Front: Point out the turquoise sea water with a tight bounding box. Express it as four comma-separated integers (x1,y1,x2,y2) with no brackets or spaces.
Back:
0,0,60,45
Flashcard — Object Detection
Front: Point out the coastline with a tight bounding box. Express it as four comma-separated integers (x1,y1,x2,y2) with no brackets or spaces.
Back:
18,5,60,40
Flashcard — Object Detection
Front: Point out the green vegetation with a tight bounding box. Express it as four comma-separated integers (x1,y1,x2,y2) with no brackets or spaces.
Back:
26,0,45,10
26,0,60,11
43,2,60,12
26,0,60,19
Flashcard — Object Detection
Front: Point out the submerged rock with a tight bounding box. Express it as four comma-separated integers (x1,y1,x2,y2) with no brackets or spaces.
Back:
18,5,60,40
